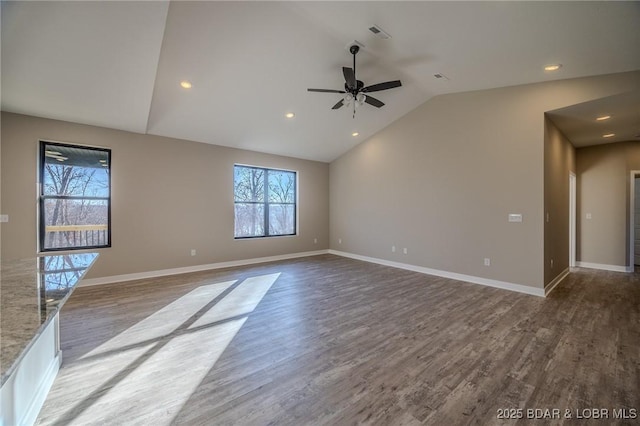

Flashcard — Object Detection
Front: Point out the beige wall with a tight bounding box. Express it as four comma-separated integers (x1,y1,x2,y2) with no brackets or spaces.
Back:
576,141,640,268
0,111,2,259
543,116,575,286
3,72,639,288
1,112,329,279
330,71,640,290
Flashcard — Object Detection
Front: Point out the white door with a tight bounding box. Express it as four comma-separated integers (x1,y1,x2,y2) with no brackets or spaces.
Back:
569,173,576,268
635,178,640,265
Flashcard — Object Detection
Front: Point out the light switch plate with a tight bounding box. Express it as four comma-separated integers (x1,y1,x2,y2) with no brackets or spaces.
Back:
0,214,8,223
508,214,523,223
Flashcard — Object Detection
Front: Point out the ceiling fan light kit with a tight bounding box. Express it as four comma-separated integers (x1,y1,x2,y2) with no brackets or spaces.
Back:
308,43,402,118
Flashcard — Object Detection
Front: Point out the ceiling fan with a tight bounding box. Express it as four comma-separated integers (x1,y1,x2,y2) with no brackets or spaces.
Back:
308,44,402,118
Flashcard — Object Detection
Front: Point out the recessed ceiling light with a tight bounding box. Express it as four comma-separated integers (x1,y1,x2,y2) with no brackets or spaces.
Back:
180,80,192,89
603,133,615,138
352,132,359,137
285,112,295,119
544,64,562,71
596,115,611,121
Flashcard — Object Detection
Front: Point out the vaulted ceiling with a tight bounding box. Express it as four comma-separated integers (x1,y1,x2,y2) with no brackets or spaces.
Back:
3,1,640,162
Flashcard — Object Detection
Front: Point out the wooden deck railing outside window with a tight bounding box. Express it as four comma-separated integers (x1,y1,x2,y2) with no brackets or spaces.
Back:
45,225,108,248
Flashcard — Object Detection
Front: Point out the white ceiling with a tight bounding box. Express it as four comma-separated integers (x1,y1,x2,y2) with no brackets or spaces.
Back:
3,1,640,162
1,1,169,134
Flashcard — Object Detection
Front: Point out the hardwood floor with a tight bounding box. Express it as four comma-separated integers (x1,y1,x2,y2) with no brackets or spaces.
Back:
36,255,639,425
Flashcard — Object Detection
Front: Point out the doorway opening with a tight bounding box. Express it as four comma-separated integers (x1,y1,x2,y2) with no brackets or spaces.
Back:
569,172,576,268
631,171,640,271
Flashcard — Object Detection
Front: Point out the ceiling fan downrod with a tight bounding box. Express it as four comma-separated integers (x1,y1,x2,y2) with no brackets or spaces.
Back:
349,44,360,118
351,44,359,86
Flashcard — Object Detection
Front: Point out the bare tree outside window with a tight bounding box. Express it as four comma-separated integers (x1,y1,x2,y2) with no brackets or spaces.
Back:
268,170,295,235
234,165,296,238
40,142,111,251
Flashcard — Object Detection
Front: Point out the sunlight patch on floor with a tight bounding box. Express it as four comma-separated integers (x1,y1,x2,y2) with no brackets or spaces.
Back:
40,273,281,425
190,273,281,328
70,318,247,425
80,280,237,360
37,343,156,424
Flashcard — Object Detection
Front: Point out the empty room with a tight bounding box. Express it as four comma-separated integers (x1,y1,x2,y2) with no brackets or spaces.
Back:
1,1,640,425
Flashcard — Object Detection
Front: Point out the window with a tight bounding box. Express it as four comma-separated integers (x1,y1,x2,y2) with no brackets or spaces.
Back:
39,141,111,251
234,165,296,238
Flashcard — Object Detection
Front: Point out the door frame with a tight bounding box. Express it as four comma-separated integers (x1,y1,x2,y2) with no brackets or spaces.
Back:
630,171,640,270
569,172,576,268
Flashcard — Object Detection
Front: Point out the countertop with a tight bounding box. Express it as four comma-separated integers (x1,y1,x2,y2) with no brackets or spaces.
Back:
0,253,98,385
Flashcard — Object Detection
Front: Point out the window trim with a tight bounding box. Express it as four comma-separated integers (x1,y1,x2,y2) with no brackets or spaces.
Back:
39,140,112,252
233,164,298,239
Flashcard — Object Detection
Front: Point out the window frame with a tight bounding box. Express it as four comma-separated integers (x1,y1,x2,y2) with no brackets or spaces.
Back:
38,140,112,252
233,164,297,239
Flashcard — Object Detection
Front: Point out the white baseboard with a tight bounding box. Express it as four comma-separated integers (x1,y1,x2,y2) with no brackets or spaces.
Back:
328,250,545,297
81,250,329,287
545,267,570,296
81,248,548,297
575,261,632,273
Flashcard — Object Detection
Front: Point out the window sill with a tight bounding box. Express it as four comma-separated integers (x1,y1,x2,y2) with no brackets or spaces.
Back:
234,234,298,240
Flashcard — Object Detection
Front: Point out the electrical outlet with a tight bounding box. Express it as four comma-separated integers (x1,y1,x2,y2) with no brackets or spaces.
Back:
0,214,8,223
551,258,554,268
391,245,396,253
338,238,342,244
484,258,491,266
314,238,318,244
586,213,592,220
190,249,196,256
403,248,408,255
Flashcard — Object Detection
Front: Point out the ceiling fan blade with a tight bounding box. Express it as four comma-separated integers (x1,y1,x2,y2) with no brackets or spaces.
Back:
332,99,345,110
308,88,346,93
343,67,356,89
364,95,385,108
363,80,402,93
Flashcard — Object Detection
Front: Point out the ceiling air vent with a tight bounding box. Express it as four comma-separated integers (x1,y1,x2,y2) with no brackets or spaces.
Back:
369,25,391,39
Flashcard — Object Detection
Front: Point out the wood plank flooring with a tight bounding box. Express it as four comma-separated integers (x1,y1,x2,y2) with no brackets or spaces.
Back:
36,254,640,425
